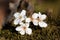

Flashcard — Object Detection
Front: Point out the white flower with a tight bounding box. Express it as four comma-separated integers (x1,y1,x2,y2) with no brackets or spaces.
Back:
15,23,32,35
31,12,47,27
13,10,26,25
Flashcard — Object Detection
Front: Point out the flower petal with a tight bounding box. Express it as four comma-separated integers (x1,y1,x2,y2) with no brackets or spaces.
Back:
32,13,38,19
20,10,26,16
25,18,31,23
14,19,20,25
26,28,32,35
25,23,30,28
20,15,26,21
19,30,25,35
19,22,24,25
39,21,47,27
33,20,38,26
39,14,47,20
39,12,41,16
14,12,20,18
15,26,22,31
20,17,25,21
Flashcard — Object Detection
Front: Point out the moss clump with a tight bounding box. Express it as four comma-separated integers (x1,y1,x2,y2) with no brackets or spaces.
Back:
0,23,60,40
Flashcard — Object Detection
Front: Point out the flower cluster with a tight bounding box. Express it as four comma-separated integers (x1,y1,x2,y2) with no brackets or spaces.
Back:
13,10,48,35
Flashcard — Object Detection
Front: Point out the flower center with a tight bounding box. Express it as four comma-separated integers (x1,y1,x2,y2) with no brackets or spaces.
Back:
23,26,26,30
31,17,33,21
30,17,42,22
38,18,41,22
19,16,22,19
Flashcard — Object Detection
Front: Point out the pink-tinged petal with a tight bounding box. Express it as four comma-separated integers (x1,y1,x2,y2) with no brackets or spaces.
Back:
26,28,32,35
19,30,25,35
33,20,38,26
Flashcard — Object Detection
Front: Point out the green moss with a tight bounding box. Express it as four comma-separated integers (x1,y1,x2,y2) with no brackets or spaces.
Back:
0,24,60,40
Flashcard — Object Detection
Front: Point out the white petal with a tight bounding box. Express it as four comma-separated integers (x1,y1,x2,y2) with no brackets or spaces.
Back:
19,30,25,35
14,12,20,18
15,26,22,31
39,12,41,16
25,18,31,23
39,22,47,27
20,23,29,28
19,22,24,25
25,23,30,28
32,13,38,19
33,20,38,26
26,28,32,35
21,23,25,26
39,14,47,20
14,19,20,25
20,10,26,16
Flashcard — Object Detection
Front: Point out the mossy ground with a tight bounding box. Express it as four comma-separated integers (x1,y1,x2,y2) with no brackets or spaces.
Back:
0,0,60,40
0,23,60,40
